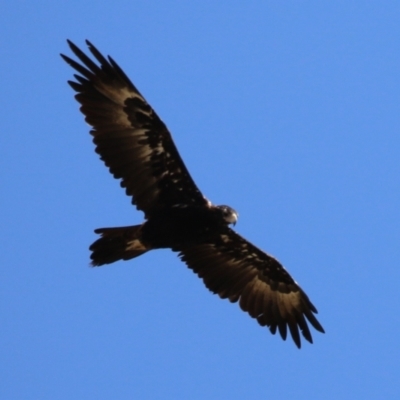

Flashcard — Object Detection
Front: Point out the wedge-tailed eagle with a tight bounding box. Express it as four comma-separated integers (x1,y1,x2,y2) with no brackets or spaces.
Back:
61,40,324,348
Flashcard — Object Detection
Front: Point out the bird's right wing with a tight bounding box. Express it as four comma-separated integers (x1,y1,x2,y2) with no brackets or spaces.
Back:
61,40,209,218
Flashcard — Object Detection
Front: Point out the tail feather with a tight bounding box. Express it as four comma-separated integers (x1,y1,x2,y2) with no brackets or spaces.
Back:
89,225,149,266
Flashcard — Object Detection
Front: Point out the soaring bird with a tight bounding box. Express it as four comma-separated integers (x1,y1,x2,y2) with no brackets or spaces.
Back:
61,40,324,348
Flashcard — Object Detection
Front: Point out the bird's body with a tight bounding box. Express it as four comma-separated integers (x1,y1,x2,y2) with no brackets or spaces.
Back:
61,40,324,348
140,204,237,249
91,204,237,264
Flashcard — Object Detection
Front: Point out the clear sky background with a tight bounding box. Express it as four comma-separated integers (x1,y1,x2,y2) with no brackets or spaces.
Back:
1,1,399,399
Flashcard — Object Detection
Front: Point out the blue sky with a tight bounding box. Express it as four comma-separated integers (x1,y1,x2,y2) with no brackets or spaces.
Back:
1,1,399,399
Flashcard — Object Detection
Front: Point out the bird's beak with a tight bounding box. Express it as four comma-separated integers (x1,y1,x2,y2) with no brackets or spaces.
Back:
232,212,238,226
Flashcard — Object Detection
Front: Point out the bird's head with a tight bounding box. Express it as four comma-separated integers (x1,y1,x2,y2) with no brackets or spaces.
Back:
217,205,239,226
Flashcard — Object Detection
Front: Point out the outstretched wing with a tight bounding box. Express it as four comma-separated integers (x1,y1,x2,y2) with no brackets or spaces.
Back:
61,40,208,218
178,228,324,348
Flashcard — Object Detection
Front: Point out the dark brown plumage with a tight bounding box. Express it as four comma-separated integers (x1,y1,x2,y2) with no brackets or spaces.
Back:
61,40,324,348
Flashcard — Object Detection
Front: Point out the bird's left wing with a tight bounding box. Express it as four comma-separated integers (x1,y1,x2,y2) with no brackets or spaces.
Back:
178,228,324,348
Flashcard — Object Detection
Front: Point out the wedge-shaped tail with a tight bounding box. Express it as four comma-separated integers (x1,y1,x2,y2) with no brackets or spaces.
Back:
90,225,149,266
